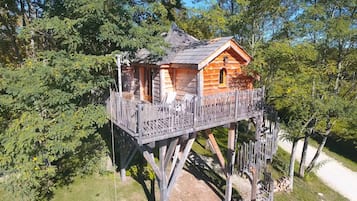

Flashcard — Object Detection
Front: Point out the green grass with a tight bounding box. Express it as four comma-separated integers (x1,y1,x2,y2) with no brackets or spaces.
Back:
274,173,349,201
0,187,15,201
272,148,349,201
308,139,357,172
0,171,153,201
51,173,148,201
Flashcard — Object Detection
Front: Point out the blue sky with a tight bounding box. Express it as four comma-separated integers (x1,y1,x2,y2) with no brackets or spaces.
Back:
183,0,209,9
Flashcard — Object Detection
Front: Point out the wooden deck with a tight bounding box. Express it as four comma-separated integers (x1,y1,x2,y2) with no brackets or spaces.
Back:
108,88,265,144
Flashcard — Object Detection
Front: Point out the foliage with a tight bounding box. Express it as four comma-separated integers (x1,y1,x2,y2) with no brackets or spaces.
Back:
0,52,113,200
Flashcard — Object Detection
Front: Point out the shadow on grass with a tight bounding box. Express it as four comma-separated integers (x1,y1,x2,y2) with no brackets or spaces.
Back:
185,151,242,201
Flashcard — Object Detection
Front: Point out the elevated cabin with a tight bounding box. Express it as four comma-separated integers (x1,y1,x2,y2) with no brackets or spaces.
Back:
109,24,264,144
122,25,254,103
109,25,275,201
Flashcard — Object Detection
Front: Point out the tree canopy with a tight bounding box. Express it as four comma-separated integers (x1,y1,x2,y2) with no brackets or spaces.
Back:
0,0,356,199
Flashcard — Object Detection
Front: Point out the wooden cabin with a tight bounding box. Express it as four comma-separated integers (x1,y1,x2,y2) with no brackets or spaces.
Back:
110,24,265,144
121,24,255,103
108,24,277,201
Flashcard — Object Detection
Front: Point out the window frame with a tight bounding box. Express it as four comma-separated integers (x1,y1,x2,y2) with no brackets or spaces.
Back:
219,68,227,87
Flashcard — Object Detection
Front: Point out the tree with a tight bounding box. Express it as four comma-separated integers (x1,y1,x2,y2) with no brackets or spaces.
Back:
0,0,168,200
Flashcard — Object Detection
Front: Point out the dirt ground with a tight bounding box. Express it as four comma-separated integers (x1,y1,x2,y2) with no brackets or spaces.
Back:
170,169,222,201
169,153,252,201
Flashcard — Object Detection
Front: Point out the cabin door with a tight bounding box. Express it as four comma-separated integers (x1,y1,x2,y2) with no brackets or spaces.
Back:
140,67,153,102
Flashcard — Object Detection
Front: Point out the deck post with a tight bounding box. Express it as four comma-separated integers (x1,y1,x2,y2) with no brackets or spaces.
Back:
225,122,237,201
159,141,168,201
137,103,143,144
235,90,239,119
115,54,122,97
251,115,263,201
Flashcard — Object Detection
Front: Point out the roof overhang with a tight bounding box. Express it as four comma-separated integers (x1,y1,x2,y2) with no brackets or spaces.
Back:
197,39,252,70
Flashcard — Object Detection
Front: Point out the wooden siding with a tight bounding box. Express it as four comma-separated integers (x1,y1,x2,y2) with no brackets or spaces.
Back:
203,48,254,96
161,68,175,97
109,88,264,144
133,67,140,100
175,68,197,100
152,69,160,103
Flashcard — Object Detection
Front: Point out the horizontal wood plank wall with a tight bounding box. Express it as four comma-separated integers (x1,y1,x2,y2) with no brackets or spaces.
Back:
133,66,140,100
175,68,197,100
152,69,160,103
203,48,254,96
161,68,175,100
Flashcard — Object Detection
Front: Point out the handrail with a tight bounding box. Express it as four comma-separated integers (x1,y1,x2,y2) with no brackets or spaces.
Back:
109,88,265,143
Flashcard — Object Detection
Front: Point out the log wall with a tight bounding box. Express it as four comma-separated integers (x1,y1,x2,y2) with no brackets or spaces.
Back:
174,68,198,100
203,48,254,96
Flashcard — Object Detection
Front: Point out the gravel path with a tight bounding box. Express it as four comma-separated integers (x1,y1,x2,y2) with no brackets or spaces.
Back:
278,133,357,201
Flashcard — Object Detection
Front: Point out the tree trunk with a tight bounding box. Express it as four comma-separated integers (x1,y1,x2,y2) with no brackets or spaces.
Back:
288,139,298,191
306,120,331,173
306,135,328,173
298,131,311,177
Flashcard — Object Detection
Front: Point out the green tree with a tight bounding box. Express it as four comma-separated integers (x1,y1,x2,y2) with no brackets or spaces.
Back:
0,0,167,200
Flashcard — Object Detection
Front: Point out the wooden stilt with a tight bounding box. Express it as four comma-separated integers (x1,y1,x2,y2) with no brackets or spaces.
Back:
118,129,137,182
159,141,168,201
205,129,226,171
143,148,163,181
225,123,237,201
251,115,263,201
167,133,197,196
164,138,179,169
140,133,196,201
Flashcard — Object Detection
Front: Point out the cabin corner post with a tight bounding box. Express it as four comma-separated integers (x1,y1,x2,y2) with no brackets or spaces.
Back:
225,122,237,201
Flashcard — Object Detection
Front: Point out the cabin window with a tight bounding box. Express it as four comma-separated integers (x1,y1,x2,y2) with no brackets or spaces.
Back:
219,68,227,86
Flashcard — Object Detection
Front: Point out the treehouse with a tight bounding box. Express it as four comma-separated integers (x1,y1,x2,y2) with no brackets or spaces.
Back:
108,24,278,201
122,24,255,103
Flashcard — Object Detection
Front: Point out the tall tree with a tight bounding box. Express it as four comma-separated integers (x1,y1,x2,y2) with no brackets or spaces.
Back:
0,0,168,200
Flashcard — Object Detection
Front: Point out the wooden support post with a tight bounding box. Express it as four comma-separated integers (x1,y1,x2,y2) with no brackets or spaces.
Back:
167,133,197,196
119,147,126,182
169,143,181,177
159,141,168,201
225,123,237,201
143,149,162,181
250,166,257,201
204,129,226,171
116,54,122,97
251,115,263,201
164,138,179,169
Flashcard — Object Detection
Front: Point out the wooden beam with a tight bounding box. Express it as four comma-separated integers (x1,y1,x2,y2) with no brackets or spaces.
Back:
169,143,181,177
251,115,263,201
225,122,237,201
205,129,226,171
116,55,122,96
143,150,162,181
167,133,197,196
164,138,179,169
159,142,168,201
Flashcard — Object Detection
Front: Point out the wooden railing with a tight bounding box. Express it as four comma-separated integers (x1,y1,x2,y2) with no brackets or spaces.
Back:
109,88,265,144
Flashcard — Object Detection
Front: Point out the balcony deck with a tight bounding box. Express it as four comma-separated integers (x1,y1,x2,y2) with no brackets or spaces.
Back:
108,88,265,144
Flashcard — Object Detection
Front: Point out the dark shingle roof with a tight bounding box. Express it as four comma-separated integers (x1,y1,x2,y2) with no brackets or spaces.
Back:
135,24,250,69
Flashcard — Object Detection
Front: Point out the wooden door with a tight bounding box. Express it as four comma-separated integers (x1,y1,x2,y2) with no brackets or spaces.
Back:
140,67,153,102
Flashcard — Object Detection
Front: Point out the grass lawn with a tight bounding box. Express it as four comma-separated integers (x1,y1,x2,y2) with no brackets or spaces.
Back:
272,148,349,201
274,171,349,201
51,173,148,201
1,172,153,201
